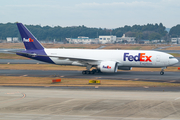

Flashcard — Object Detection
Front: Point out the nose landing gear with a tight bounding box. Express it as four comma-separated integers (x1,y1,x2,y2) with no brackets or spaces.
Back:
160,71,164,75
160,67,166,75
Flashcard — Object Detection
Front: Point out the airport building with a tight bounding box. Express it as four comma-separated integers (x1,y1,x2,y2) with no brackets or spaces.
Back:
116,34,135,43
139,40,150,44
6,37,12,42
99,35,116,44
139,40,166,44
171,38,180,44
151,40,165,43
6,37,19,43
66,34,136,44
66,36,98,44
12,37,19,43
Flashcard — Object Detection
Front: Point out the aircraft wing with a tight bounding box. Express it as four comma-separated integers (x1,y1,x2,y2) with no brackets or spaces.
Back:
9,51,122,67
11,51,99,63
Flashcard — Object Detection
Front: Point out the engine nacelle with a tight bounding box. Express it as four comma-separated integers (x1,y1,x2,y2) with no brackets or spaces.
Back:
99,61,118,73
118,67,132,70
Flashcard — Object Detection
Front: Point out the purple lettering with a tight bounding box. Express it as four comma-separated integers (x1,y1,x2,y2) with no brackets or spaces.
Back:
124,53,129,61
128,55,134,61
134,54,140,62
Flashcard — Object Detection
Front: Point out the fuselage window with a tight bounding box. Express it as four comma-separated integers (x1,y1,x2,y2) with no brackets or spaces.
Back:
169,57,175,59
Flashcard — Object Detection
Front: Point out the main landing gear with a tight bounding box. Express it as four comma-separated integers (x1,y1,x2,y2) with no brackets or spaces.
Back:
82,64,101,75
160,70,164,75
160,67,166,75
82,69,101,75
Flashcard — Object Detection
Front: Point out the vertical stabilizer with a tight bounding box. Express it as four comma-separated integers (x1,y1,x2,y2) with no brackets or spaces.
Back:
17,23,44,50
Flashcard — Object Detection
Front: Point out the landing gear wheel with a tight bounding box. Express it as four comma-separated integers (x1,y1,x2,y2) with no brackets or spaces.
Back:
82,69,100,75
82,71,87,74
160,67,166,75
90,71,95,74
97,69,101,73
92,69,97,73
160,71,164,75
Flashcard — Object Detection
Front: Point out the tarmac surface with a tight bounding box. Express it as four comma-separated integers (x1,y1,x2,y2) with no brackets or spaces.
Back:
0,86,180,120
0,69,180,83
0,59,46,64
158,50,180,53
0,49,24,54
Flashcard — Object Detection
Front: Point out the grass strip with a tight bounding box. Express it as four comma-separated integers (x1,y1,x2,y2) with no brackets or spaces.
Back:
0,76,179,87
169,53,180,57
0,53,28,59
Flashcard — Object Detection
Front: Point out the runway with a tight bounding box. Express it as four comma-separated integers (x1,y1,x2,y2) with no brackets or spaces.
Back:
0,86,180,120
0,59,46,64
0,49,23,54
0,69,180,83
158,50,180,53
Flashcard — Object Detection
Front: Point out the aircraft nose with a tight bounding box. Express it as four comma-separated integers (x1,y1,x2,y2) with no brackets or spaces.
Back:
175,58,179,64
173,58,179,65
169,58,179,65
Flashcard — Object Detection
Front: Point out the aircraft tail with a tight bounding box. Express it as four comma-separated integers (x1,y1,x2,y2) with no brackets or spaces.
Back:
17,23,44,50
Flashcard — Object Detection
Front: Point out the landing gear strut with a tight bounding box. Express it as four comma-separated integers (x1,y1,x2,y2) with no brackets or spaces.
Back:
160,67,166,75
82,64,102,75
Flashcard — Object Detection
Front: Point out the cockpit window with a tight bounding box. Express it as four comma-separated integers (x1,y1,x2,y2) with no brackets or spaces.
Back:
169,57,175,59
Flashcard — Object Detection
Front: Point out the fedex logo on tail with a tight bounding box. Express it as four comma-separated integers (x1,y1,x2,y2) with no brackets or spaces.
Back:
124,53,152,62
23,38,34,42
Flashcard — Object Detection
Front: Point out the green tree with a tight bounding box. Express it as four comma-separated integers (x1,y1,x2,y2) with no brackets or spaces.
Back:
149,32,161,40
0,22,169,42
169,25,180,37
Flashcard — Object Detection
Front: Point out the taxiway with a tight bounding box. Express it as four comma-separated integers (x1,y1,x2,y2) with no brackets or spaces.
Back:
0,86,180,120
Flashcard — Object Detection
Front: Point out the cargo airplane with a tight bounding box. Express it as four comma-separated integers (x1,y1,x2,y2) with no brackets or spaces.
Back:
15,23,179,75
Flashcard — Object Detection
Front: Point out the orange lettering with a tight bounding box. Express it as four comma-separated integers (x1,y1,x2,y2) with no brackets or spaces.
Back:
29,38,34,42
146,56,152,62
140,53,145,61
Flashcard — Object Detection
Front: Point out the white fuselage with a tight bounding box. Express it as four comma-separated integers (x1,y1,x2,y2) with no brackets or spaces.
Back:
44,49,178,68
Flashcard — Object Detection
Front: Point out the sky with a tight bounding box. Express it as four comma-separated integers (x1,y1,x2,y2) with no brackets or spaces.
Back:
1,0,180,28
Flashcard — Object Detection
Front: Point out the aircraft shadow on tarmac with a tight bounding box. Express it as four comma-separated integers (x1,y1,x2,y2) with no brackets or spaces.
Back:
70,71,180,82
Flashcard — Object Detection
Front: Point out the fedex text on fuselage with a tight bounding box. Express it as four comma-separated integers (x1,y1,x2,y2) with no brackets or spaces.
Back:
124,53,152,62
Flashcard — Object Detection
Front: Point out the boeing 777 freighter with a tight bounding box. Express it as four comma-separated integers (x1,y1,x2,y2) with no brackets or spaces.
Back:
15,23,179,75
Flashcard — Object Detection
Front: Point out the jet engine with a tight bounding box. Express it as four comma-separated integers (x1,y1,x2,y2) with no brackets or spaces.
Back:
99,61,118,73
